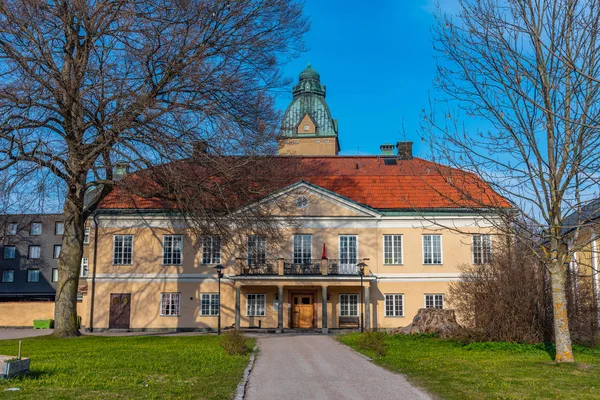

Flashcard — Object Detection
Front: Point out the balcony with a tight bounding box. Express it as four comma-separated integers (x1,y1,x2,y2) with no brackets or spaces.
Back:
235,258,368,276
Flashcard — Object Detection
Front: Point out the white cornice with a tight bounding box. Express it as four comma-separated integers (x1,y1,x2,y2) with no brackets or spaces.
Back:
96,215,497,229
375,272,462,282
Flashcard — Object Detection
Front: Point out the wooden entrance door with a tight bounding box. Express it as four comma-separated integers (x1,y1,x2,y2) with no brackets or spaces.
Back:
109,293,131,329
292,294,314,328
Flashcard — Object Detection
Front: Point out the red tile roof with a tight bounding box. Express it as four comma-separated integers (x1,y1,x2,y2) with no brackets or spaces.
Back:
99,156,511,211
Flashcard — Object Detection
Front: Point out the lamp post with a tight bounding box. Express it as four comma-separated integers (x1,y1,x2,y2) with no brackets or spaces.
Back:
214,264,224,335
357,261,367,333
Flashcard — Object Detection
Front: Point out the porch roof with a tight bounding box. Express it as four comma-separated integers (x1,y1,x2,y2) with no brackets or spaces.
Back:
229,275,376,286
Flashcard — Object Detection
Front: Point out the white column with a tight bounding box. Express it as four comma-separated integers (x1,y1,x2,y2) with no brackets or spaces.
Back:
235,286,241,329
276,285,284,334
322,286,328,334
364,286,370,331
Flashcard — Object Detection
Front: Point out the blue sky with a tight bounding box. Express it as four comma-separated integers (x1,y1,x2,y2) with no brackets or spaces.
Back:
276,0,446,156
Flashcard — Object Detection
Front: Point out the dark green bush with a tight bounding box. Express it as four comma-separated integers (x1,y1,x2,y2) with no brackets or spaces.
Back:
357,331,388,356
220,330,250,356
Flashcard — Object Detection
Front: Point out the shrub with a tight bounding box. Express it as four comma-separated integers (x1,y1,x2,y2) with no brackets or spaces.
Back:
220,330,250,356
357,331,388,356
448,235,553,344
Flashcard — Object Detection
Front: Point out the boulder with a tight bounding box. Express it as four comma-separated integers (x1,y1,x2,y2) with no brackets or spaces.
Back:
391,308,461,338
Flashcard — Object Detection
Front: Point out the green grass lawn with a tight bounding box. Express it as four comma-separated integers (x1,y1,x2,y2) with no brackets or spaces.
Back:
339,333,600,400
0,334,254,399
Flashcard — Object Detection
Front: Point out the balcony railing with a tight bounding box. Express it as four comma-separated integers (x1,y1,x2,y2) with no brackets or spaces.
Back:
327,259,359,275
239,259,278,275
284,259,322,275
236,258,369,276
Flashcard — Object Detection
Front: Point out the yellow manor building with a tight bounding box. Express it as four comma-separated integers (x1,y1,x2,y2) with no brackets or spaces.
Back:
80,66,510,332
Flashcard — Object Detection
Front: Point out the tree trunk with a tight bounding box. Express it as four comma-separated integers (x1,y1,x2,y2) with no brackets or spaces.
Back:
549,249,574,362
53,189,86,338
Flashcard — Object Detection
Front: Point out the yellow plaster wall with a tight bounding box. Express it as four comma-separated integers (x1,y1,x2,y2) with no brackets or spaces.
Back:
371,281,450,329
278,137,338,156
90,281,237,330
0,296,88,328
0,302,55,327
91,225,480,276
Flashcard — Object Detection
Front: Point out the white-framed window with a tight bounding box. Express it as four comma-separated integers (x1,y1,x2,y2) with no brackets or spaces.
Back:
385,294,404,317
113,235,133,265
339,235,358,274
80,258,89,278
201,236,221,264
1,269,14,283
28,245,41,259
52,268,59,283
247,236,267,266
27,269,40,283
423,234,442,264
200,293,220,316
340,294,358,317
53,245,62,259
425,294,444,309
55,222,64,235
7,223,17,235
162,235,183,265
473,234,492,264
83,227,90,244
293,234,312,264
383,235,403,265
3,246,15,259
246,294,266,316
77,292,84,302
30,222,42,236
160,293,180,316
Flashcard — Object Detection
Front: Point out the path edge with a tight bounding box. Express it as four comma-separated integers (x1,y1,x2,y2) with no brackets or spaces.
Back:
234,346,258,400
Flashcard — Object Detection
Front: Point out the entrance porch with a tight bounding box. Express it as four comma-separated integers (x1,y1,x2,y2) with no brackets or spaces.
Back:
231,277,376,333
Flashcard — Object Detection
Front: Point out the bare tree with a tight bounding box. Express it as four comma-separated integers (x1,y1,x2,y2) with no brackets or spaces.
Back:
422,0,600,361
0,0,308,337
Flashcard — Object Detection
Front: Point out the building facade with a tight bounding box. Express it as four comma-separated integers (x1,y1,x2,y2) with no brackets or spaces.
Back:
80,66,508,332
0,214,65,301
562,200,600,331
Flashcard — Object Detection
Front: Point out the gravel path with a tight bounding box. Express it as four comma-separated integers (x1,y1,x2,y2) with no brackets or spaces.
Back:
245,335,432,400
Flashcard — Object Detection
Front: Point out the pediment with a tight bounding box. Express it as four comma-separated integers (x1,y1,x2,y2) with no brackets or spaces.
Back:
261,181,379,218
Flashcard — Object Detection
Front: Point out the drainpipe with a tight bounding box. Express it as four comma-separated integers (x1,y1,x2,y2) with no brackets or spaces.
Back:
89,212,100,331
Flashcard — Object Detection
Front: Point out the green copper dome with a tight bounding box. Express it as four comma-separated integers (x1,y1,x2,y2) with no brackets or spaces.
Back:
280,64,338,138
299,63,320,81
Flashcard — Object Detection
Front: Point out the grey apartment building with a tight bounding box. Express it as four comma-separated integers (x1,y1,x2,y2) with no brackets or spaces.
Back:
0,214,66,301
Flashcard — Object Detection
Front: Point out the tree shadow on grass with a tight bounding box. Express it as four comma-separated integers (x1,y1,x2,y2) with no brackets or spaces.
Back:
543,342,556,360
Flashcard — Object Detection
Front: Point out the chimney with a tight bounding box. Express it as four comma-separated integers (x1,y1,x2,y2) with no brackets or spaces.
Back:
379,143,395,156
114,162,130,181
193,140,209,157
397,141,413,160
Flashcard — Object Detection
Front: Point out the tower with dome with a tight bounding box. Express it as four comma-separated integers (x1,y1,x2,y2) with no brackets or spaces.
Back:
278,64,340,155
